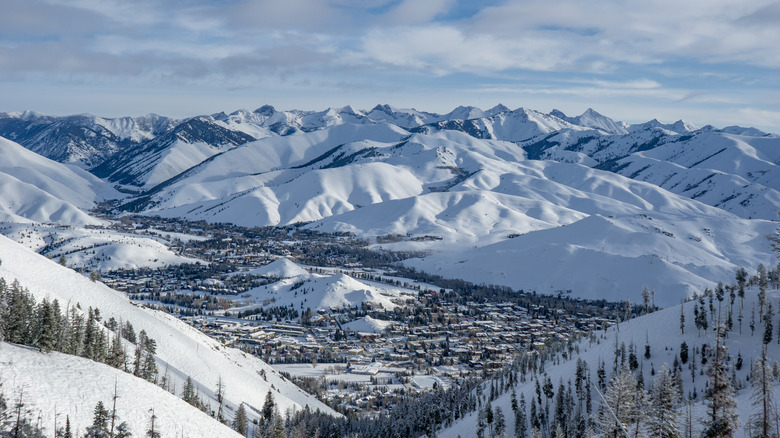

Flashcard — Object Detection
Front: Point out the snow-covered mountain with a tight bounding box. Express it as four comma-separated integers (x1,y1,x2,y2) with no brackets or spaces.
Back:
522,126,780,220
0,111,175,168
91,116,260,189
1,105,777,305
0,234,336,434
550,108,628,134
0,135,119,225
104,124,775,306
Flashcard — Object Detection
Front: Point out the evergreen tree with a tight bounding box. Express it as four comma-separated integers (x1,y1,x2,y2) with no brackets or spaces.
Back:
34,298,58,352
680,341,689,364
145,408,160,438
647,365,681,438
233,403,248,436
114,422,132,438
216,376,226,422
701,326,739,437
262,390,276,423
182,376,196,406
748,349,777,438
108,331,126,369
4,280,34,344
64,416,73,438
83,307,98,360
764,303,774,346
515,393,527,438
477,401,487,438
85,401,110,437
271,413,285,438
67,307,85,356
494,406,506,438
598,365,636,438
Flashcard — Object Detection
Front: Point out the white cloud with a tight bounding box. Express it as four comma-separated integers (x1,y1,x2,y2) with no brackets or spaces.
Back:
383,0,456,24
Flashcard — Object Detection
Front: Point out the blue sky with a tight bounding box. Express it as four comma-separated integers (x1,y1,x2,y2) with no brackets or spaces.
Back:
1,0,779,132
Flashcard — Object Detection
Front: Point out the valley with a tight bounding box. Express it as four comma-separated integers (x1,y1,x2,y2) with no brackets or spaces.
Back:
0,103,777,437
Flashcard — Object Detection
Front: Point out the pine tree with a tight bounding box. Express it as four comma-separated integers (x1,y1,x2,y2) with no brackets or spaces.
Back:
146,408,160,438
262,390,275,423
495,406,506,438
114,422,132,438
182,376,196,405
598,365,636,438
233,403,248,436
4,280,34,344
680,341,689,364
701,325,739,437
34,298,58,352
66,306,84,356
64,416,72,438
647,365,681,438
85,401,110,437
108,331,125,369
515,393,528,438
748,348,777,438
477,401,487,438
83,307,98,360
216,376,226,422
764,303,774,346
271,413,285,438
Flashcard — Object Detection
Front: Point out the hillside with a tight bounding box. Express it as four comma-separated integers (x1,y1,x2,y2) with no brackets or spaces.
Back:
0,234,336,430
0,343,241,437
0,136,118,225
439,282,780,437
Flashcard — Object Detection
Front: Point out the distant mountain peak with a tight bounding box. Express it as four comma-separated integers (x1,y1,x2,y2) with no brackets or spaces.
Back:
254,105,277,116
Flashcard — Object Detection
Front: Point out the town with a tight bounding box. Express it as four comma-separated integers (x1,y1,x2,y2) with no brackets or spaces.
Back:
94,215,620,416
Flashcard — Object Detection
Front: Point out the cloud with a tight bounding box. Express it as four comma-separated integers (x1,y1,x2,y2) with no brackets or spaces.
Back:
736,108,780,128
1,0,779,134
382,0,456,24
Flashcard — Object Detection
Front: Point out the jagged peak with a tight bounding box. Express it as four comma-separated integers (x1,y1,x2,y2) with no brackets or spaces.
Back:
550,109,568,119
486,104,510,116
253,105,277,116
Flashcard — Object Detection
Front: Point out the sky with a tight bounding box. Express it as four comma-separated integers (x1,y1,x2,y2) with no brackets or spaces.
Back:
1,0,779,133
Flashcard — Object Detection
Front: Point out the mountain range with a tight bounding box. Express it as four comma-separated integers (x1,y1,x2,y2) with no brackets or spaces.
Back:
0,105,777,306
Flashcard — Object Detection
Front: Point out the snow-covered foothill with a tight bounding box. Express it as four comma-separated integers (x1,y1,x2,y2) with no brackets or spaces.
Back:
440,285,780,437
0,234,336,430
0,343,241,437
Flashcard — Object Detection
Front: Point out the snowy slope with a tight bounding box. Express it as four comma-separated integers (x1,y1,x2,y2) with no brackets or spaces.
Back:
605,131,780,220
233,264,414,313
91,116,259,189
0,112,175,168
439,286,780,437
122,127,777,306
0,136,119,225
551,108,628,134
0,343,241,437
522,127,780,220
0,235,336,422
0,222,198,271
